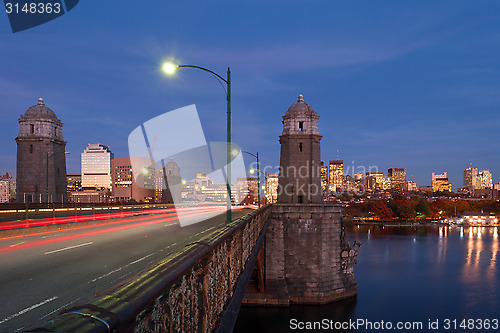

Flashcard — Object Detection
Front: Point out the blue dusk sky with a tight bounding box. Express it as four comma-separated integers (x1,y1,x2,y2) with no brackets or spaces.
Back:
1,1,499,189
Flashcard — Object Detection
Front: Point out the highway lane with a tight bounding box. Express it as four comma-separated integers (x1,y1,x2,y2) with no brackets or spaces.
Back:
0,206,253,332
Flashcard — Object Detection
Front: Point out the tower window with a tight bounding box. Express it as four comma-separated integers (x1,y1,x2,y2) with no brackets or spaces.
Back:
30,145,33,154
299,143,303,152
298,195,303,203
299,121,304,131
30,124,34,134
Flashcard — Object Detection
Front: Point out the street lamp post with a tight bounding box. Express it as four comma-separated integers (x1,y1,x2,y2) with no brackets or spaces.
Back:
240,151,260,208
163,63,232,224
46,151,69,203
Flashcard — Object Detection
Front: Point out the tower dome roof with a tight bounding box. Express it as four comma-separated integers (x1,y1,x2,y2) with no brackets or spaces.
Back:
23,98,58,120
285,94,317,117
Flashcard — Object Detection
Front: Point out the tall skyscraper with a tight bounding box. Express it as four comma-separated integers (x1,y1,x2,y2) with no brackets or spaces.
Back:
329,160,344,193
476,170,493,189
16,98,67,203
463,167,478,190
278,94,322,203
81,143,114,189
388,168,406,192
266,173,279,203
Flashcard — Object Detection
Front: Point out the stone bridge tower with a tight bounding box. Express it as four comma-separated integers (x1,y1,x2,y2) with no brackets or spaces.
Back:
278,94,322,203
16,98,67,203
245,94,360,306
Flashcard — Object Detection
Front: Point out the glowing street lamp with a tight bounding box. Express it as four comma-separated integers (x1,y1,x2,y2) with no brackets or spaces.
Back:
163,62,232,224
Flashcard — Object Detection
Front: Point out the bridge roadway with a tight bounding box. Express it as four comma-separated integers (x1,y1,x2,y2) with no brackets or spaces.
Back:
0,206,253,332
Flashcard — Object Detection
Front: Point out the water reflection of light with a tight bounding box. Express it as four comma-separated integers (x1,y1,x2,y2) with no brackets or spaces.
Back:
460,227,464,239
494,227,498,240
465,229,474,266
439,227,443,238
474,234,482,265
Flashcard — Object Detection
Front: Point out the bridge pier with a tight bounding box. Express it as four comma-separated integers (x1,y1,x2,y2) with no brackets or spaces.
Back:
243,204,360,306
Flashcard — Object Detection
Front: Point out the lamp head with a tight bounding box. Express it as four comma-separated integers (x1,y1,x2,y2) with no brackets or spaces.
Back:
162,62,179,74
249,169,255,174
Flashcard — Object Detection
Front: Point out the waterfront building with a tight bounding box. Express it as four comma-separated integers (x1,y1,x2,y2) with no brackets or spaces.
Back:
388,168,406,192
81,143,114,189
432,172,452,192
111,157,154,203
278,94,322,203
461,212,498,226
329,160,344,193
463,167,478,191
266,173,279,203
16,98,67,203
494,183,500,191
476,170,493,189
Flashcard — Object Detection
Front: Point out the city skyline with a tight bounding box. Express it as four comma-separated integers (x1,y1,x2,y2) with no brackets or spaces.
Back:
1,2,500,190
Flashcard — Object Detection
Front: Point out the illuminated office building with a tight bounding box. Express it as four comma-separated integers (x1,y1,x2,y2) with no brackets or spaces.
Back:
463,167,478,191
388,168,406,192
405,181,418,192
365,172,383,191
381,177,392,191
266,173,279,203
320,161,328,194
432,172,452,192
329,160,343,192
476,170,493,189
111,157,154,203
81,143,114,189
238,177,258,204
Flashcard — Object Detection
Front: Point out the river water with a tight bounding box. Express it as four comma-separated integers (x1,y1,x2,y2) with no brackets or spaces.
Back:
235,224,500,332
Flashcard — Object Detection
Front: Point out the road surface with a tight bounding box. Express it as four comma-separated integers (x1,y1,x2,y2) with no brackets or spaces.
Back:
0,206,252,332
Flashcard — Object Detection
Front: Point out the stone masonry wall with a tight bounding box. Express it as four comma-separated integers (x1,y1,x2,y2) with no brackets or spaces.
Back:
265,204,359,304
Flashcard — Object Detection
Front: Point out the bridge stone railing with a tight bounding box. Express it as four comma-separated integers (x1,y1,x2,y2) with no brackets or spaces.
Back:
27,205,272,333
